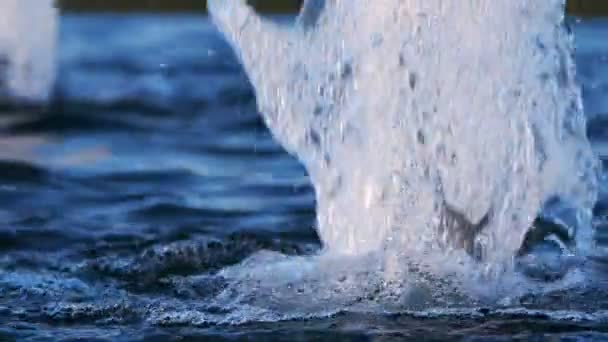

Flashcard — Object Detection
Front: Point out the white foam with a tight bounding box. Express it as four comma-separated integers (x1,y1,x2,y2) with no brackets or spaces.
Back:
0,0,57,105
209,0,599,279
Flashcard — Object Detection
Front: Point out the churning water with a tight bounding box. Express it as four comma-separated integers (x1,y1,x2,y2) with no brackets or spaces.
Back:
1,2,608,341
209,0,598,299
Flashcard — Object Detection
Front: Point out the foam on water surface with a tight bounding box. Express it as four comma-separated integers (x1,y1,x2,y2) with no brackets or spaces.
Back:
0,0,57,105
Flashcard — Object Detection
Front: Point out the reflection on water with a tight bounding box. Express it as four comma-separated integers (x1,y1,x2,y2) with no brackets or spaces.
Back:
0,113,110,168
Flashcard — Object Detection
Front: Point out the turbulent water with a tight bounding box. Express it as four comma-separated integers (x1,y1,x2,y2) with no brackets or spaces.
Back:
0,0,56,105
209,0,598,291
0,9,607,341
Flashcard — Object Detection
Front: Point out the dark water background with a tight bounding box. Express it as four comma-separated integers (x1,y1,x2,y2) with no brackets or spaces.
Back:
0,14,608,341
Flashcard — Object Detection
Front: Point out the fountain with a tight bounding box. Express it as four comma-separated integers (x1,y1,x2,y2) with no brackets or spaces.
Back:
0,0,57,106
209,0,599,281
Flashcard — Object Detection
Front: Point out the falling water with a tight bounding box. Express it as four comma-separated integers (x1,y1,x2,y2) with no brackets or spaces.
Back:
0,0,57,105
209,0,599,281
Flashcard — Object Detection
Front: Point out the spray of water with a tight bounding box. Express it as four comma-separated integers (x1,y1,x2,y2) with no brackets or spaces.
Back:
207,0,599,312
0,0,56,105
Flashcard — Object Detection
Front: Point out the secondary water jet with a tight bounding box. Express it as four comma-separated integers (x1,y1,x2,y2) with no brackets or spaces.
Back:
0,0,57,107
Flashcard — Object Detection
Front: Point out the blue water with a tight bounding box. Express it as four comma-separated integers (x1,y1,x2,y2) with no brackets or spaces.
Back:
0,14,607,341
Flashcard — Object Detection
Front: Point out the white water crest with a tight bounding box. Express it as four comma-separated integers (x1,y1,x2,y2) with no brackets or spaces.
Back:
0,0,57,105
208,0,599,281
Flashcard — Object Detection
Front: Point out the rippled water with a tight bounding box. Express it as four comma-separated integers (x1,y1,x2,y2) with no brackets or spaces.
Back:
0,14,607,341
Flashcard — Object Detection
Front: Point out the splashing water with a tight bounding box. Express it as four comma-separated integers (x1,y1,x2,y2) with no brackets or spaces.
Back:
208,0,599,300
0,0,56,105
